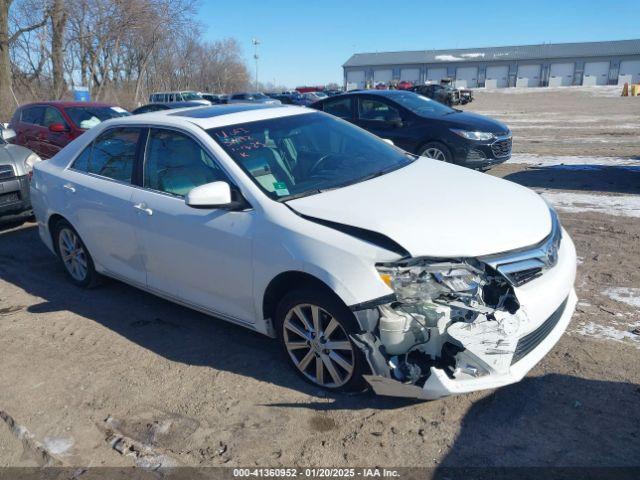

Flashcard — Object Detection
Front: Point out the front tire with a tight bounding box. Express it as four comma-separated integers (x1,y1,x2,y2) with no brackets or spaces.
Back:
417,141,453,163
52,220,100,288
275,288,368,393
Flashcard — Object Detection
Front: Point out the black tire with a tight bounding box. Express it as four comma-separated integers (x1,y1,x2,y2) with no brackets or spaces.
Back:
52,219,101,288
417,141,453,163
274,288,369,393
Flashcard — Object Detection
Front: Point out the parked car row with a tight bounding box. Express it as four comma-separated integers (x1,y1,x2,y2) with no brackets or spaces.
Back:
28,102,577,400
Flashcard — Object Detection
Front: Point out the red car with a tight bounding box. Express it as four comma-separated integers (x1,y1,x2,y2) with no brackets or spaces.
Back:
8,101,130,159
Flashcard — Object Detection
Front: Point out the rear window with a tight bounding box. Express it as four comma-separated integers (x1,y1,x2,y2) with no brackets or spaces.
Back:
21,106,46,125
64,106,130,129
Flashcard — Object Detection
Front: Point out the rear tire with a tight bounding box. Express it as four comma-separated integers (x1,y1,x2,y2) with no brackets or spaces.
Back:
274,288,368,393
52,219,100,288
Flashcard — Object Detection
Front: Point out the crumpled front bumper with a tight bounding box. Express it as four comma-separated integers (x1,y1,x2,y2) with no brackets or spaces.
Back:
364,288,576,400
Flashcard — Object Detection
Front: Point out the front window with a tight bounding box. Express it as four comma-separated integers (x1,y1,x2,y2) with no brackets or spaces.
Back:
391,92,455,116
358,98,400,121
180,91,203,101
144,129,228,197
65,106,130,130
208,112,414,201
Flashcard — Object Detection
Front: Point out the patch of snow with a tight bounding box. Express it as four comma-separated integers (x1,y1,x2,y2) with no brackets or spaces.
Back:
43,436,74,456
574,321,640,347
461,53,485,58
508,154,640,168
540,191,640,218
602,287,640,308
435,54,463,62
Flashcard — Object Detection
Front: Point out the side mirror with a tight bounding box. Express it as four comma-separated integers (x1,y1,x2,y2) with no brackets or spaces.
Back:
0,128,16,141
185,181,247,210
49,122,67,133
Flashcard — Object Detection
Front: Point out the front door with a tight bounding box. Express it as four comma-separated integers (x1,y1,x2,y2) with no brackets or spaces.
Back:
131,127,256,323
41,107,72,158
353,97,414,151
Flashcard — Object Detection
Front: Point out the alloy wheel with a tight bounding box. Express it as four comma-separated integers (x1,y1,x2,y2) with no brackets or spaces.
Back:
58,227,88,282
283,304,355,388
421,147,447,161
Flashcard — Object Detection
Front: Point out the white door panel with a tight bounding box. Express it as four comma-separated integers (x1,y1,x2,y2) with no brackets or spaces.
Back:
485,66,509,88
455,67,478,88
400,68,420,82
65,171,145,283
583,61,609,86
427,68,447,83
618,60,640,84
549,62,574,87
346,70,365,90
131,189,256,323
373,69,392,83
516,64,541,87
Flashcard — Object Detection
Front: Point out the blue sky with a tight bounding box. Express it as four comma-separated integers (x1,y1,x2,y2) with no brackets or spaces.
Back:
200,0,639,88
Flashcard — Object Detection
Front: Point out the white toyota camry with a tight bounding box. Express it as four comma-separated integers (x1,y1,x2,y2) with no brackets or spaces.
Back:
30,104,577,399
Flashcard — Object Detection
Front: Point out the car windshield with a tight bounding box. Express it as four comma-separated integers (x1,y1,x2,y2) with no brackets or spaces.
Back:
180,92,202,101
250,93,268,100
208,112,415,201
65,106,130,129
392,92,455,116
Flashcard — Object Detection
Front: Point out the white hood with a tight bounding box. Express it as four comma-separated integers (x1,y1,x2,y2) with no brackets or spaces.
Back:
287,159,552,258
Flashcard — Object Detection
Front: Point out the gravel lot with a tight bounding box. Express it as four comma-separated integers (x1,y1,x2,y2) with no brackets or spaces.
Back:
1,87,639,470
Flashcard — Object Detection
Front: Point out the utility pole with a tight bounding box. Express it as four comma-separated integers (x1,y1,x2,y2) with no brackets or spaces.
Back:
252,38,260,92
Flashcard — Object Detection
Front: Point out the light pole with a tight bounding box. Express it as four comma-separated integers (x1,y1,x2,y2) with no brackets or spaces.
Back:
252,38,260,92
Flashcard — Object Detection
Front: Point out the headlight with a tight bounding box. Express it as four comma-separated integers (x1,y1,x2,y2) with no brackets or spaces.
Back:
377,261,483,304
450,129,495,141
24,152,41,173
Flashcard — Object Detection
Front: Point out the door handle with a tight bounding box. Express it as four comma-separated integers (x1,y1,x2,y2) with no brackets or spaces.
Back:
133,203,153,216
63,184,76,193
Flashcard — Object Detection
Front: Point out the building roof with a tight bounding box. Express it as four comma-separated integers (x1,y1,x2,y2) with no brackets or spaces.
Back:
343,39,640,67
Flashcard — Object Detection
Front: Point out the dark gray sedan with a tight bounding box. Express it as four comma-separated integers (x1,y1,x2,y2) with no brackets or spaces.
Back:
0,127,40,217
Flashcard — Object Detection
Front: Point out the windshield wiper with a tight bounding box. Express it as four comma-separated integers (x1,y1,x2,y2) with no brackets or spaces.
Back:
279,189,323,202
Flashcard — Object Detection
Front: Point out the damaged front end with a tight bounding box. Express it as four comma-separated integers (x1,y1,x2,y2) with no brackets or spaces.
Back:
352,257,533,400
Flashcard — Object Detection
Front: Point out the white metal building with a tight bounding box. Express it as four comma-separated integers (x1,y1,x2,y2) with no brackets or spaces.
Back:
343,39,640,89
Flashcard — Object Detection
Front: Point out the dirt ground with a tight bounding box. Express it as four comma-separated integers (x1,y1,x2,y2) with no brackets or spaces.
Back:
0,87,639,472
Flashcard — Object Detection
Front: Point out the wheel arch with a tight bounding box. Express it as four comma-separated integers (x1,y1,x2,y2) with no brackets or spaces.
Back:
261,270,347,325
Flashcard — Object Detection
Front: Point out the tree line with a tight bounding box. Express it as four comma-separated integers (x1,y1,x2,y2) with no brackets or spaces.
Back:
0,0,251,119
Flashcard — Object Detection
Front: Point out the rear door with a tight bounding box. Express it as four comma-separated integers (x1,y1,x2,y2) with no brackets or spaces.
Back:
317,96,354,122
353,96,414,151
130,127,256,323
64,127,146,284
17,106,46,155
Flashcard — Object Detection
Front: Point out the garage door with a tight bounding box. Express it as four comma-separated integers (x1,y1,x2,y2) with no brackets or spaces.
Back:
455,67,478,88
373,69,393,84
549,62,574,87
516,64,541,87
618,60,640,84
400,68,420,83
346,70,365,90
426,67,447,83
485,65,509,88
583,61,610,86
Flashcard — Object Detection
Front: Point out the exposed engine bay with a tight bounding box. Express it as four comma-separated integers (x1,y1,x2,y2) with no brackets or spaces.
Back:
352,258,534,397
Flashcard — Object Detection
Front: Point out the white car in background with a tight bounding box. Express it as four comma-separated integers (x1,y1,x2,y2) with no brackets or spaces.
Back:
30,104,577,399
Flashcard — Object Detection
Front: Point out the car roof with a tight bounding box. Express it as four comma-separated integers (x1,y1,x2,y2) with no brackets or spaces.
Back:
19,101,119,109
112,103,312,130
